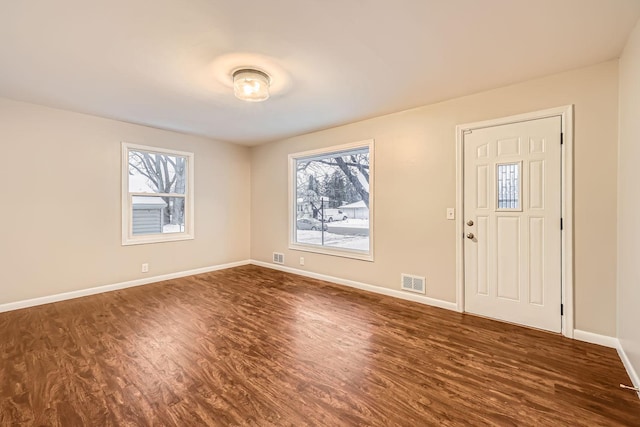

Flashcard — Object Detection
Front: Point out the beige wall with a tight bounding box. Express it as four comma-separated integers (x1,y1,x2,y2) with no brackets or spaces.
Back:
251,61,619,336
0,61,622,338
618,19,640,382
0,98,251,305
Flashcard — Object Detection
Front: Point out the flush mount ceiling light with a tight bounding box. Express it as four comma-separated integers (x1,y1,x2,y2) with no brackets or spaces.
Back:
233,68,271,102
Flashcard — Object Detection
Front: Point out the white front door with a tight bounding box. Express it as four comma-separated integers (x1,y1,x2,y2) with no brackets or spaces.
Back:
463,116,562,332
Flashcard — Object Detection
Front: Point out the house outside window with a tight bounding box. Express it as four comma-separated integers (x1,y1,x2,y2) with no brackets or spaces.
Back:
289,140,374,261
121,143,194,245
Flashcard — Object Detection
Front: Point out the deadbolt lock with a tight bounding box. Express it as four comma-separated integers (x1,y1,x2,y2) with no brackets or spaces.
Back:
467,220,474,226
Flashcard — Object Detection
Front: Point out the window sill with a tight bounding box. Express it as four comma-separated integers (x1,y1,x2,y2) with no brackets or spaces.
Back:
122,233,194,246
289,242,373,262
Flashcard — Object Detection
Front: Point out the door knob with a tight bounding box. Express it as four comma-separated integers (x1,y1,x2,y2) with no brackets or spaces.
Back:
466,233,475,239
467,220,474,226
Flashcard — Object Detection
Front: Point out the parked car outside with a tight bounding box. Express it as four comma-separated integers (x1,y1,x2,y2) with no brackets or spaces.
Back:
322,209,348,222
296,218,328,231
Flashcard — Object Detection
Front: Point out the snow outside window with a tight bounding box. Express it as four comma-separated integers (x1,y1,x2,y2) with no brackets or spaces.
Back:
121,143,194,245
289,140,374,261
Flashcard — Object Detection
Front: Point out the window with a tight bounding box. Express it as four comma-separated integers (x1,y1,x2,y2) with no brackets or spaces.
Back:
122,143,194,245
497,162,521,210
289,140,374,260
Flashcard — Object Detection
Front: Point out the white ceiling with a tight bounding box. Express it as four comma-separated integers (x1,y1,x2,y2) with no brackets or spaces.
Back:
1,0,639,146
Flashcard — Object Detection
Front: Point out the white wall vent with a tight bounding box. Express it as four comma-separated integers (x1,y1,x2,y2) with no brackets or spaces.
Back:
401,274,426,294
272,252,284,264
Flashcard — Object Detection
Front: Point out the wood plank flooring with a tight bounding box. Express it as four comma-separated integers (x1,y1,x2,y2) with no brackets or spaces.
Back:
1,264,639,426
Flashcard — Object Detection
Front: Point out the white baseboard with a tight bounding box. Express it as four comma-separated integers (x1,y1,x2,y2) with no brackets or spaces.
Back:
250,259,458,312
0,260,251,313
617,341,640,399
573,329,618,348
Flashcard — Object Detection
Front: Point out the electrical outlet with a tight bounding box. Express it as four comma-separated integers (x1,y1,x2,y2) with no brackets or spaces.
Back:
300,257,305,266
446,208,455,220
141,263,149,273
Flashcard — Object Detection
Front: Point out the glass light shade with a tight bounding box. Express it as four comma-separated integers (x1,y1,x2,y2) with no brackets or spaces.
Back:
233,69,270,102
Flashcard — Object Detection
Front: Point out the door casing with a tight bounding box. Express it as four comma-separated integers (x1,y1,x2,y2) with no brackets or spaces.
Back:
455,106,574,338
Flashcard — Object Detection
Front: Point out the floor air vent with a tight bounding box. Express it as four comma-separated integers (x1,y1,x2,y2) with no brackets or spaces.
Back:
401,274,426,294
273,252,284,264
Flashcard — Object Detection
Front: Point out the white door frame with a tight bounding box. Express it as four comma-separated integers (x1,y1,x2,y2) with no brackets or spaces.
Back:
455,105,574,338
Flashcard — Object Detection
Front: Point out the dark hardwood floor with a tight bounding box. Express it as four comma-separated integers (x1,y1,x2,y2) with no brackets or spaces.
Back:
1,265,638,426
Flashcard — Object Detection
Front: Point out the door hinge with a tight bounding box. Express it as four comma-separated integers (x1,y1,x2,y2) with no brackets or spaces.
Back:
560,133,564,144
561,304,564,316
560,218,563,230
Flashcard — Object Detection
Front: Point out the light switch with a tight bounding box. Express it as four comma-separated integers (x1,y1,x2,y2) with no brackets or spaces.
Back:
446,208,455,220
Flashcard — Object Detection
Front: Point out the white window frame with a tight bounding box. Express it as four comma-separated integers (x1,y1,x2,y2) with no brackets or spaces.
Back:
121,142,195,245
288,139,374,261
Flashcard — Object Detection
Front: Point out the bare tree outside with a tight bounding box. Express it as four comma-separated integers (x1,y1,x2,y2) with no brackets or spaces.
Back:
296,150,369,215
294,147,371,252
128,150,186,228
